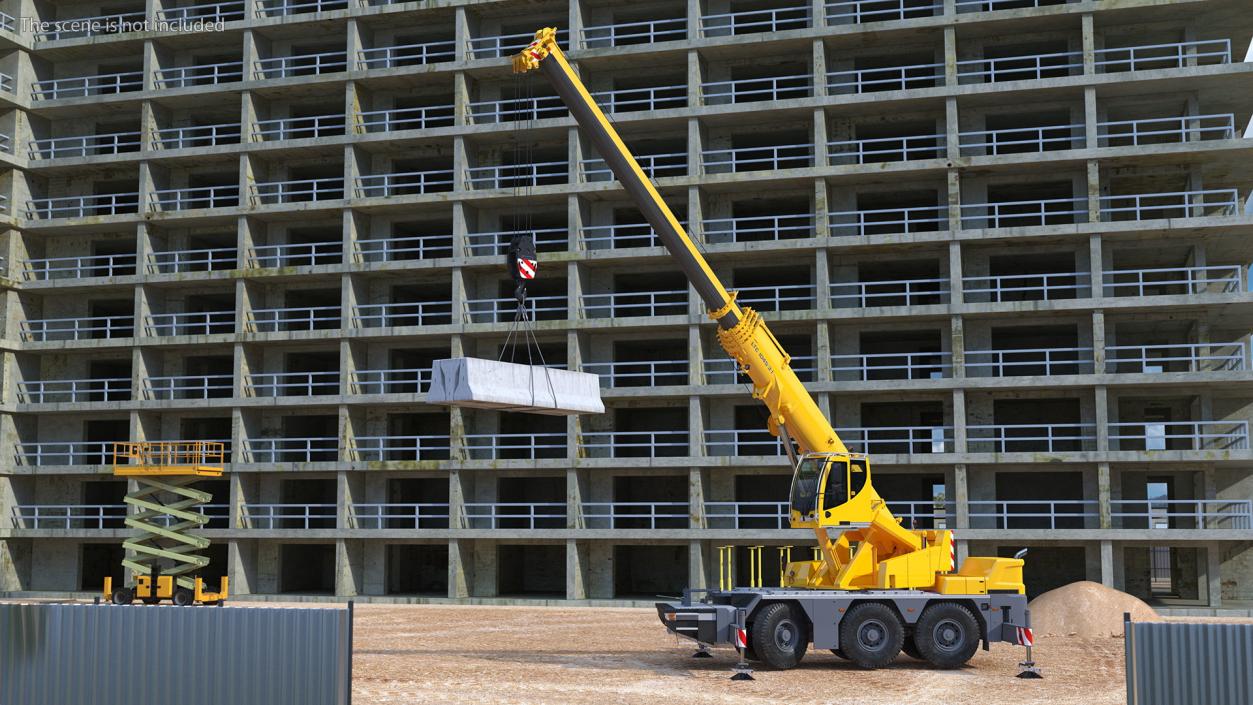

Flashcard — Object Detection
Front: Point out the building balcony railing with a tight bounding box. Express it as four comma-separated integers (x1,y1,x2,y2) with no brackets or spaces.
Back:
841,426,954,454
590,84,687,117
18,377,131,404
357,105,456,132
831,276,949,307
354,301,453,328
22,315,134,342
30,131,142,160
349,503,450,529
15,441,115,466
702,214,815,243
1098,114,1236,147
150,185,240,211
584,290,687,318
582,17,686,47
253,177,345,204
32,71,144,100
34,10,147,41
247,370,339,397
358,234,453,262
350,367,431,395
735,283,816,312
704,356,816,384
1099,189,1240,221
829,133,946,164
582,360,688,387
963,271,1088,302
1110,499,1253,530
583,150,686,181
1103,265,1242,297
351,435,451,461
582,502,689,529
246,437,338,463
581,430,689,458
1094,39,1231,73
960,196,1087,229
701,3,811,36
258,0,347,17
463,295,566,323
704,501,790,529
704,143,814,173
468,95,566,123
465,227,568,257
967,500,1098,530
704,429,784,456
145,374,233,400
148,247,237,274
957,50,1083,83
832,351,952,381
582,223,660,250
955,0,1066,12
23,253,137,281
827,62,944,94
466,161,568,189
160,1,247,23
11,504,127,529
826,0,941,25
965,347,1094,377
241,503,337,530
156,61,244,88
358,40,456,69
254,51,348,79
249,305,340,332
356,170,453,197
462,502,565,529
463,433,567,460
146,311,235,336
1106,342,1246,374
966,423,1097,453
27,193,140,220
254,114,345,141
0,133,10,154
155,122,242,150
702,74,813,105
468,29,568,60
829,204,948,237
958,124,1083,156
251,241,341,268
1108,421,1249,451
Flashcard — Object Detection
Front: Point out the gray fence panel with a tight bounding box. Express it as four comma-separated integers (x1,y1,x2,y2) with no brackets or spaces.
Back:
1126,621,1253,705
0,604,351,705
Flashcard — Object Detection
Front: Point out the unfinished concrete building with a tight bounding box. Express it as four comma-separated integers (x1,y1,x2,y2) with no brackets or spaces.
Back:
0,0,1251,612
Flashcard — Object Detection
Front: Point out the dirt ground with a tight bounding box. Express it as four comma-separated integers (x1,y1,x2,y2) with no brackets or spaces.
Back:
347,603,1126,705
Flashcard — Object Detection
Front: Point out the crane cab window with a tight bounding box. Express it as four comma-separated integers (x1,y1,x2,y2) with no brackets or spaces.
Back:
822,460,849,511
789,456,825,515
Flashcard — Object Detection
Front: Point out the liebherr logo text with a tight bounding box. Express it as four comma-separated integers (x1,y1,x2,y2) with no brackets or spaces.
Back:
23,17,226,36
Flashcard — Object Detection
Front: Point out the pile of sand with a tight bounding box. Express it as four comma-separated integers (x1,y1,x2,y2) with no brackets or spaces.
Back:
1028,580,1158,638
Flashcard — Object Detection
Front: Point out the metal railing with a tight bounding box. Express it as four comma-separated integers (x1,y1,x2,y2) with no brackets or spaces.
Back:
358,40,456,69
827,62,944,93
583,150,685,181
463,295,566,323
704,501,790,529
1106,342,1246,374
27,193,140,219
829,205,948,237
249,305,341,332
582,502,689,529
145,374,233,400
955,0,1068,11
831,351,952,381
734,284,815,312
465,227,568,256
351,368,431,395
352,435,451,461
840,426,954,454
965,347,1094,376
358,234,453,262
34,10,147,41
1098,114,1236,147
23,253,137,281
146,311,235,336
350,503,450,529
583,290,687,318
246,437,339,463
958,124,1083,155
959,196,1087,229
247,371,339,397
357,104,456,132
701,4,810,36
704,429,785,456
467,95,566,123
580,430,690,457
254,114,345,141
702,74,812,105
582,360,688,387
468,28,569,60
255,51,348,79
1110,499,1253,530
148,247,237,274
583,222,661,249
704,356,816,384
1094,39,1231,73
150,185,240,211
1099,189,1239,221
583,17,686,47
1108,421,1249,451
30,131,141,160
831,276,948,307
827,0,942,24
242,504,337,530
12,504,127,529
22,315,133,342
258,0,348,16
15,441,117,466
154,122,242,149
464,433,567,460
466,160,568,189
963,271,1088,302
702,214,815,243
156,61,244,88
356,170,454,197
160,1,247,23
353,301,454,328
891,500,955,529
957,50,1083,83
18,378,131,404
829,133,946,164
32,71,144,100
1103,265,1242,297
966,423,1097,453
703,143,813,173
462,502,566,529
251,241,342,268
253,177,344,204
968,500,1098,530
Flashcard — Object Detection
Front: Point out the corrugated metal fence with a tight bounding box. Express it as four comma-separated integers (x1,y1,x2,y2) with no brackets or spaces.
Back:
1125,618,1253,705
0,603,352,705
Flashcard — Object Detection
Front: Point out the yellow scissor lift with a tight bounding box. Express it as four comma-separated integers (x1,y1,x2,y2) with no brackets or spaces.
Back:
103,441,230,606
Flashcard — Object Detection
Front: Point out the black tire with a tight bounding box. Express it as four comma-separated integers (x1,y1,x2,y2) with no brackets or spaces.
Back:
901,635,923,660
839,602,904,669
829,648,847,659
914,603,980,669
111,588,134,605
172,588,195,607
749,602,809,670
141,597,161,606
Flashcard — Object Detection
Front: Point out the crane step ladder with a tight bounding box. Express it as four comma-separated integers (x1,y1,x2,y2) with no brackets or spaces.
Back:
103,441,229,606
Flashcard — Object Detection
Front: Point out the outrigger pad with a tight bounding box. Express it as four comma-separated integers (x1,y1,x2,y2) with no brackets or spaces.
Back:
427,357,605,416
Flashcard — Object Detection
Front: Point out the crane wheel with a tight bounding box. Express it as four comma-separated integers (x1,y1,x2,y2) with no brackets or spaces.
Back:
901,636,923,660
914,603,980,669
749,602,809,670
172,588,195,607
111,587,134,605
839,603,904,669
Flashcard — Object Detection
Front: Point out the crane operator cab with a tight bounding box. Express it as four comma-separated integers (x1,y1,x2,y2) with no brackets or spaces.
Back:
788,452,871,529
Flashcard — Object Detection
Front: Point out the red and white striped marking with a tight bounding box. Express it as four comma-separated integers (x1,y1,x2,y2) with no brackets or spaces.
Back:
517,258,537,280
1016,627,1034,646
948,531,957,572
734,627,748,650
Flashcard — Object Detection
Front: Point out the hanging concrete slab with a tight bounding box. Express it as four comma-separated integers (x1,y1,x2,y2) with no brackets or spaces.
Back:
427,357,604,415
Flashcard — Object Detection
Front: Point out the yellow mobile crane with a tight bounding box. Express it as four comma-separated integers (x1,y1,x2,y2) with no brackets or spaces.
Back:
515,29,1038,673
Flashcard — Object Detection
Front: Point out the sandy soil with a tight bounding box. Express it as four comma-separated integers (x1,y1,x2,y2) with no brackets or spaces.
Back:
347,603,1127,705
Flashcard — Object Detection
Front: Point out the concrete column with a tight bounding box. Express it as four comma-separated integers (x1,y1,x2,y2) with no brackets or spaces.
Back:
1092,309,1106,375
566,467,583,529
689,467,705,528
950,315,965,381
686,50,702,109
814,180,830,239
1081,14,1095,75
815,320,832,384
1206,543,1222,607
953,463,969,529
946,169,962,233
952,388,966,453
1094,386,1109,452
811,40,826,99
1097,462,1111,529
1086,159,1101,223
1083,87,1098,149
566,540,587,600
945,97,959,161
1088,233,1103,299
335,539,361,597
942,27,957,87
447,538,470,599
688,325,704,384
689,540,705,590
812,108,828,168
453,7,470,63
947,241,962,304
689,396,703,456
1100,540,1113,587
